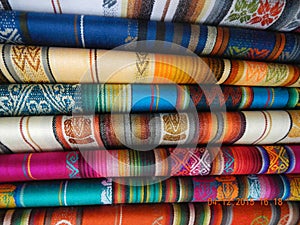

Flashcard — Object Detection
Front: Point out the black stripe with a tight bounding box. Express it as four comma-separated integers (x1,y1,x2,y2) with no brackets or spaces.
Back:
0,141,13,153
149,149,156,176
172,0,191,22
45,47,56,82
156,22,166,41
139,0,155,20
137,20,149,51
0,68,9,83
163,148,171,176
169,204,175,225
220,205,229,225
138,20,148,41
187,177,194,202
0,209,6,224
99,115,110,149
236,176,244,199
270,204,281,224
0,0,12,10
276,175,285,198
19,12,32,43
194,203,204,224
11,209,27,224
161,177,166,202
43,208,54,225
94,50,99,83
139,150,147,176
143,182,148,203
214,58,226,82
76,207,84,225
125,181,130,203
180,203,190,225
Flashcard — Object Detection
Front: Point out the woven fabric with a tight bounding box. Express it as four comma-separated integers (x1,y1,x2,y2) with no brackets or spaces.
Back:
0,84,299,116
0,175,299,208
0,0,299,32
1,111,300,153
0,179,112,208
0,12,300,63
0,145,299,182
0,202,299,225
1,44,300,86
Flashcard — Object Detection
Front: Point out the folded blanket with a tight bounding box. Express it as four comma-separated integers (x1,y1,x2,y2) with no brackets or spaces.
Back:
0,202,299,225
0,175,299,208
0,0,299,32
1,11,299,63
1,44,300,86
0,84,298,116
1,111,300,153
0,145,299,182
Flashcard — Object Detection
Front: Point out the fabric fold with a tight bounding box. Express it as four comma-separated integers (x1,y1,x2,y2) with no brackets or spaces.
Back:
0,11,299,63
1,111,300,153
0,175,299,208
1,44,300,86
0,145,299,182
0,202,299,225
0,84,299,116
0,0,299,32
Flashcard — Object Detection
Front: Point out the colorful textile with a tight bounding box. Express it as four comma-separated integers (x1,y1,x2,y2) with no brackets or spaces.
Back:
1,111,300,153
0,84,299,116
1,44,300,86
0,12,300,63
0,0,299,33
0,179,112,208
0,145,299,182
0,202,299,225
0,175,300,208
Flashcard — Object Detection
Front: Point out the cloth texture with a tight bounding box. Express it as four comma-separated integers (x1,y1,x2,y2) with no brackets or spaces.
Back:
0,2,299,222
1,44,300,86
0,84,299,116
0,175,299,208
0,202,299,225
0,0,299,32
0,11,300,63
1,111,300,153
0,145,299,182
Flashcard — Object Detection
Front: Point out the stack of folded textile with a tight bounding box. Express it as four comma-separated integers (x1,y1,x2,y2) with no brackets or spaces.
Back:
0,0,299,224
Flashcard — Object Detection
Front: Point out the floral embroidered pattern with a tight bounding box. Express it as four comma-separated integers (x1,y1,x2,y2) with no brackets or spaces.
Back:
247,48,270,59
226,46,271,60
265,64,288,83
225,0,285,27
249,0,284,26
227,0,259,23
226,46,250,58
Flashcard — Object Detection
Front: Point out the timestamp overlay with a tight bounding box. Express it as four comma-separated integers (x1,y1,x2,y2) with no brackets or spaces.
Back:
74,40,226,186
208,198,284,207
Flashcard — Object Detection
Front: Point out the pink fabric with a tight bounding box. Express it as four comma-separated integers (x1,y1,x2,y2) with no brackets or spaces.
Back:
287,145,300,173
